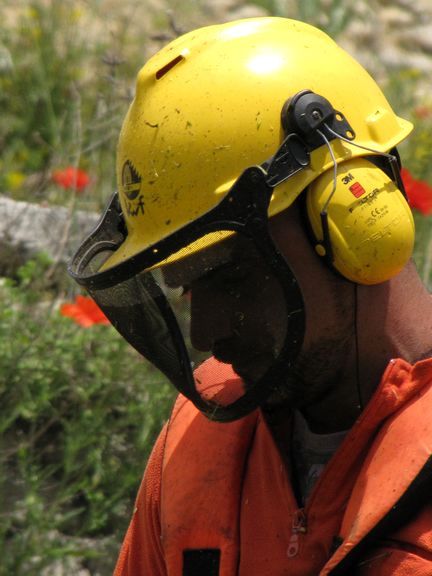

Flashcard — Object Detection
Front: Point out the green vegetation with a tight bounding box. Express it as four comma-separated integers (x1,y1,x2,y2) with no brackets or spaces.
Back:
386,71,432,288
1,1,152,209
0,256,175,574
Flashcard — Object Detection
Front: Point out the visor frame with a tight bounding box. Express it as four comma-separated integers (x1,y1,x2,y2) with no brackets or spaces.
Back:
68,167,305,422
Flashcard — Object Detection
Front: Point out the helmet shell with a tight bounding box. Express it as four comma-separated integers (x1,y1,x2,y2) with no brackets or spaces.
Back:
111,17,412,267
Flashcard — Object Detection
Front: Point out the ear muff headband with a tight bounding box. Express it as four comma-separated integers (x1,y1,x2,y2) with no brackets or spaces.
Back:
306,157,415,284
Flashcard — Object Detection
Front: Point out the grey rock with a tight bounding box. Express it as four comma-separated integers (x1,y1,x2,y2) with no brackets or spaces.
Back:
399,25,432,53
227,4,269,20
380,46,432,73
0,196,99,267
380,6,414,27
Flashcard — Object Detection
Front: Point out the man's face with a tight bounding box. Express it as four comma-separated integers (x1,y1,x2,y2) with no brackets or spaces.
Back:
162,203,355,410
162,234,288,384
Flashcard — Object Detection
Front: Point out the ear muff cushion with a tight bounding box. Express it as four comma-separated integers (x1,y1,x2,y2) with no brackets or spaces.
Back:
306,157,415,284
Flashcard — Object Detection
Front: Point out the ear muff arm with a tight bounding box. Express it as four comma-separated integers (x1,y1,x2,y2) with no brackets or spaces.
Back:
388,153,407,198
319,211,334,264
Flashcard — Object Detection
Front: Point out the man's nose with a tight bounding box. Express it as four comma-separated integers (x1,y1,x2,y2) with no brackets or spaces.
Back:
189,288,233,352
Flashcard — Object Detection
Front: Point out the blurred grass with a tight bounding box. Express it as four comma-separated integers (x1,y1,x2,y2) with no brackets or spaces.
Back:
0,0,431,574
1,1,141,210
0,256,176,575
385,69,432,288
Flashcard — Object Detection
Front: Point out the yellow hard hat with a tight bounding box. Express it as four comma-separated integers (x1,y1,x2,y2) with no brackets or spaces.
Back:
68,17,415,421
106,16,412,270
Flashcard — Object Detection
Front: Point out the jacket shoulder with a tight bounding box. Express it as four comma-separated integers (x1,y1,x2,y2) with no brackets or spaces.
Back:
326,360,432,574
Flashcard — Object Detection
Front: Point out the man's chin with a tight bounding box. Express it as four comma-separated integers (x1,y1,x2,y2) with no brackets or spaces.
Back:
232,354,274,385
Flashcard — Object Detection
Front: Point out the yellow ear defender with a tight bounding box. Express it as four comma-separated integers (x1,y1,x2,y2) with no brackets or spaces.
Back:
306,157,415,285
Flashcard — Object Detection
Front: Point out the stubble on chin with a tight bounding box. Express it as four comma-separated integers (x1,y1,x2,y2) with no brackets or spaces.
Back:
265,333,353,410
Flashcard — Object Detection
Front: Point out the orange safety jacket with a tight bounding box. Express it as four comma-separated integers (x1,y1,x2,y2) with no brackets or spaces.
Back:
115,357,432,575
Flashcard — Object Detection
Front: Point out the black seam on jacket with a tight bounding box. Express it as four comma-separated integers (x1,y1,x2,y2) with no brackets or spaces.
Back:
329,455,432,575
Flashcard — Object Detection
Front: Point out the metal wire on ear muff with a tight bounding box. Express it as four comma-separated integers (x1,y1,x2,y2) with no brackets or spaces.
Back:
323,122,407,197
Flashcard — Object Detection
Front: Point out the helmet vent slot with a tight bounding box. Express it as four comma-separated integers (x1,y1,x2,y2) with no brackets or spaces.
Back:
156,55,184,79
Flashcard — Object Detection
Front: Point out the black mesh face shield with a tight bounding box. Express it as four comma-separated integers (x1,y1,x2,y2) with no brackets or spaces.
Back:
68,88,400,420
68,167,305,422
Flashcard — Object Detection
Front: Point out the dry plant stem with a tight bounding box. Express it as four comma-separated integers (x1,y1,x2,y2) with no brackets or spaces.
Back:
423,230,432,287
45,82,83,282
81,129,118,155
3,413,60,459
166,9,185,36
1,296,60,398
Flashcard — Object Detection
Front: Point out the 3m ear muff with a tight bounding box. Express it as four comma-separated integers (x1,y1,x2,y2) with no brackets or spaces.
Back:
271,89,414,285
306,157,415,285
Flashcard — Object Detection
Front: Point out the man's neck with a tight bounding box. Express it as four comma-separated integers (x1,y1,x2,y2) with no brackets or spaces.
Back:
303,265,432,434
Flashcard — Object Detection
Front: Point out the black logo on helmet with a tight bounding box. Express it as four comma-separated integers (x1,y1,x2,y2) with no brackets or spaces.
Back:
122,160,142,201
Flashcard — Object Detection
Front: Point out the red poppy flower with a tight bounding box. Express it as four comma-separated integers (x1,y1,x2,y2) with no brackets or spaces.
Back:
413,106,432,120
60,295,110,327
52,167,90,193
401,168,432,216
